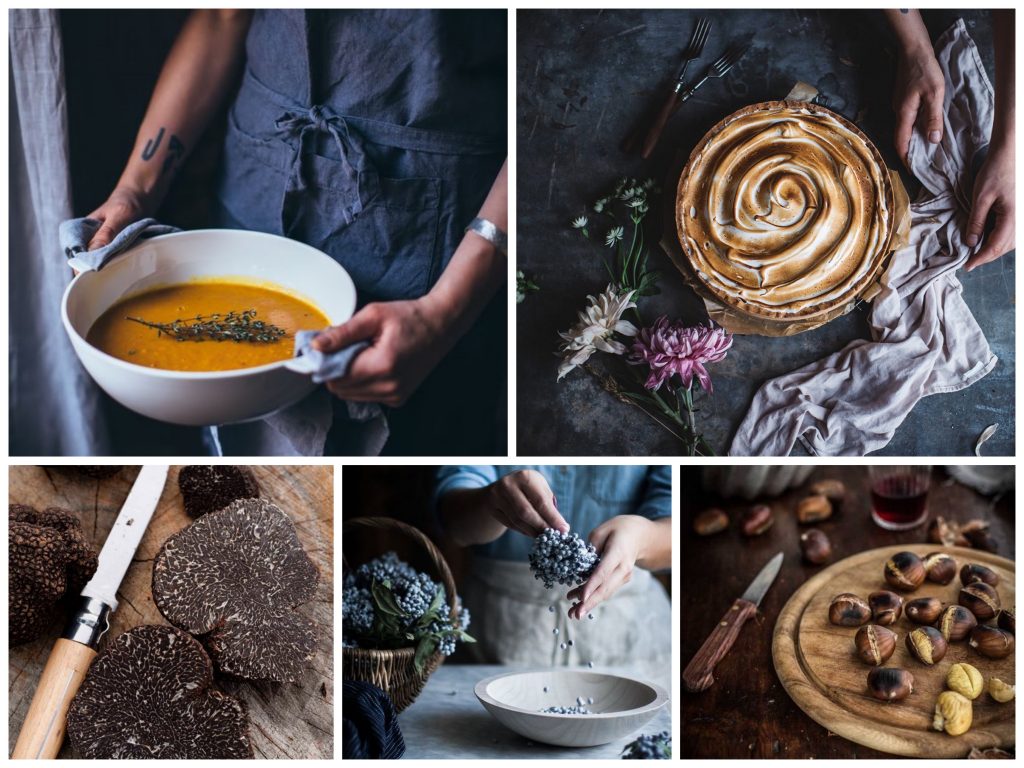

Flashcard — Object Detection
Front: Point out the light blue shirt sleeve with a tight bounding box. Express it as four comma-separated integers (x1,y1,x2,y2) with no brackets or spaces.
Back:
635,466,673,520
433,465,499,535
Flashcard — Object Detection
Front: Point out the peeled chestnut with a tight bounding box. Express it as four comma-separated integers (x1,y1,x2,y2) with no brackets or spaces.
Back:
960,563,999,587
906,626,948,665
922,552,957,585
997,606,1015,634
855,625,898,666
867,667,914,701
969,625,1015,659
693,508,729,536
741,504,773,536
800,529,832,564
796,494,832,524
829,593,871,627
808,479,845,509
884,551,925,591
935,604,977,642
959,582,1000,621
906,597,944,624
868,591,903,626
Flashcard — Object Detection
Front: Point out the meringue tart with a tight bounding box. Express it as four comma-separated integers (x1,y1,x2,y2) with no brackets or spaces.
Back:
677,100,895,321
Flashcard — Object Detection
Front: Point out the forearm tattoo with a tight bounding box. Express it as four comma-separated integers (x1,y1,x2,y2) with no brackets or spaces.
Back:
141,126,187,178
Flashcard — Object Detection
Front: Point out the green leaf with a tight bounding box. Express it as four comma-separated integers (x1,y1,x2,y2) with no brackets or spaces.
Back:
370,580,405,617
413,635,438,674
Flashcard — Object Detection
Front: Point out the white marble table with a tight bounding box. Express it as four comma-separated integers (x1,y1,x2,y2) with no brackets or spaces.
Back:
397,664,672,759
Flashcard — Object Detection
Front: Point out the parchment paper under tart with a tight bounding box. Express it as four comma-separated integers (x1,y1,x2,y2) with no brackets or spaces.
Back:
671,99,910,336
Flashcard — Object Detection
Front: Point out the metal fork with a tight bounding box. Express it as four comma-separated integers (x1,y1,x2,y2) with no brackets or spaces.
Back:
678,41,751,104
674,17,712,92
639,17,712,158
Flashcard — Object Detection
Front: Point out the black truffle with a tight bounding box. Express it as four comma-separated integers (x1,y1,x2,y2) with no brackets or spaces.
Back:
9,504,98,645
178,465,260,518
153,499,319,682
66,624,252,759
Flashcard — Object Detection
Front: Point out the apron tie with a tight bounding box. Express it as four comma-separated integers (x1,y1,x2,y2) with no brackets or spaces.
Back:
274,105,369,220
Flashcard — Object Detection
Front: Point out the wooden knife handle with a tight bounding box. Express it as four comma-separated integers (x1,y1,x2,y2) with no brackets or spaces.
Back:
12,638,96,759
640,89,682,159
683,598,757,693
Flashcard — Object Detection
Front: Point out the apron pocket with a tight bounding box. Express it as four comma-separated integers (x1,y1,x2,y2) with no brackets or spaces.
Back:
311,175,442,303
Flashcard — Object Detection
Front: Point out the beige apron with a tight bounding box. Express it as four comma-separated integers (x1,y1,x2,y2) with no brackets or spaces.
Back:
461,556,671,667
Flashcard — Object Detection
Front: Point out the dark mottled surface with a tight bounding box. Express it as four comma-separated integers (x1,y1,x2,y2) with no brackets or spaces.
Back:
516,9,1014,456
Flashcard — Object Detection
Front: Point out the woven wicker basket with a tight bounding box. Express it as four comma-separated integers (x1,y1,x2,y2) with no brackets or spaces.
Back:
342,516,458,712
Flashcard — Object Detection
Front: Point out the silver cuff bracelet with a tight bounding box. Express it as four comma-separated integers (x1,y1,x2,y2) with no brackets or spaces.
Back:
466,217,507,257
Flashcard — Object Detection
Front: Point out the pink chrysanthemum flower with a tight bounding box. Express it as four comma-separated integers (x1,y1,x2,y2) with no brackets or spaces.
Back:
628,317,733,393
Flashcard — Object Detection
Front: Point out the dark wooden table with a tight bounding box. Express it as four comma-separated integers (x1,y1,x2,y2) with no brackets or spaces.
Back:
680,466,1015,758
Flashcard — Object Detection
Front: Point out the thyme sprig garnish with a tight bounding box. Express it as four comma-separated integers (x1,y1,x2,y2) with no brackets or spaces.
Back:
126,309,288,343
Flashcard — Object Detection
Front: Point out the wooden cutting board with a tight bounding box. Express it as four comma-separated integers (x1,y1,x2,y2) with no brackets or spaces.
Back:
8,465,334,759
773,544,1014,757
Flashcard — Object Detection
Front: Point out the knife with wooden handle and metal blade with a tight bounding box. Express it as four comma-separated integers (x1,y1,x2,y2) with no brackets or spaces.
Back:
12,465,169,759
683,551,783,693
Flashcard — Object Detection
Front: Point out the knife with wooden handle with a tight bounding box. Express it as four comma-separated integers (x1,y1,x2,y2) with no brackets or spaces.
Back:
683,551,783,693
12,465,169,759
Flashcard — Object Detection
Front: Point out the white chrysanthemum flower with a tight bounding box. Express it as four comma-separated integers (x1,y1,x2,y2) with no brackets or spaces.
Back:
593,197,609,213
571,215,589,229
605,226,624,247
556,284,639,380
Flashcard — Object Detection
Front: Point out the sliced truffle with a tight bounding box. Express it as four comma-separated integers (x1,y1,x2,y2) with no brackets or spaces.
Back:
66,624,252,759
178,465,260,518
9,504,98,645
153,499,318,682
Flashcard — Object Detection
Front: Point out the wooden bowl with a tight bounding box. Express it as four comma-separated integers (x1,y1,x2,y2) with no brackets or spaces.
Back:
474,669,668,747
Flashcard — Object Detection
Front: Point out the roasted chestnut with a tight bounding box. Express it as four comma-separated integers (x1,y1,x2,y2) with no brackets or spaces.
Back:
933,690,973,735
868,591,903,626
884,551,925,591
829,593,871,627
741,504,773,536
867,667,914,701
796,494,832,524
989,678,1015,703
960,563,999,587
946,663,984,700
906,626,947,665
959,582,1000,621
961,520,997,552
808,478,845,508
997,606,1015,634
969,625,1015,659
922,552,957,585
906,596,944,624
935,605,977,642
693,508,729,536
855,625,898,666
800,529,832,564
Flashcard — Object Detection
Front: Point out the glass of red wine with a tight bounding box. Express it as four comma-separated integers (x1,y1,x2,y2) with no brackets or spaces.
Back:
868,466,932,530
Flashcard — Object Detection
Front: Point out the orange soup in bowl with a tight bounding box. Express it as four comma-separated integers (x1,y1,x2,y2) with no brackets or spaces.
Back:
87,280,330,372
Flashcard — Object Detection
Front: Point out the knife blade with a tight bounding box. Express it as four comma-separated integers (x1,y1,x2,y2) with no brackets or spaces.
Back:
683,551,784,693
81,464,169,610
12,465,169,760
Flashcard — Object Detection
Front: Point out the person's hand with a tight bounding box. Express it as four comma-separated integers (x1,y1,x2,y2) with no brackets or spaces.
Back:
314,294,456,407
965,142,1015,271
85,186,152,250
892,45,946,164
567,515,651,620
478,469,568,538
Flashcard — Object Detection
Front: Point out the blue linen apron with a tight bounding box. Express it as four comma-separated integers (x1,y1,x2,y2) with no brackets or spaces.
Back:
214,10,506,454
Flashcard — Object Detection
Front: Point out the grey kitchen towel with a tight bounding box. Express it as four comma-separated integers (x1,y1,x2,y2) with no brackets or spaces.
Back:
287,332,389,425
59,216,179,272
730,19,998,456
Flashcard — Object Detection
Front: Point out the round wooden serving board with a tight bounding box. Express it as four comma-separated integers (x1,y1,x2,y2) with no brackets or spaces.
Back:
773,544,1015,757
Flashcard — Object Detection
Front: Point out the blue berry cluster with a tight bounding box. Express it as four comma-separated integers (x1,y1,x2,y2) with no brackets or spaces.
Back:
528,528,599,589
541,705,592,715
342,551,473,663
621,731,671,760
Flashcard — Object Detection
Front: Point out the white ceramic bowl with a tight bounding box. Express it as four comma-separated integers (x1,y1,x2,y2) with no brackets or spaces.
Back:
474,669,668,748
62,229,356,426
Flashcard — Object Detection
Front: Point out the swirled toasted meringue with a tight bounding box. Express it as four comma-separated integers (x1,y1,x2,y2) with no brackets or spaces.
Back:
677,101,895,320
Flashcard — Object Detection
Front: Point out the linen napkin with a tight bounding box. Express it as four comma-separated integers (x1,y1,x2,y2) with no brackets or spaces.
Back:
730,19,998,456
59,217,179,271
